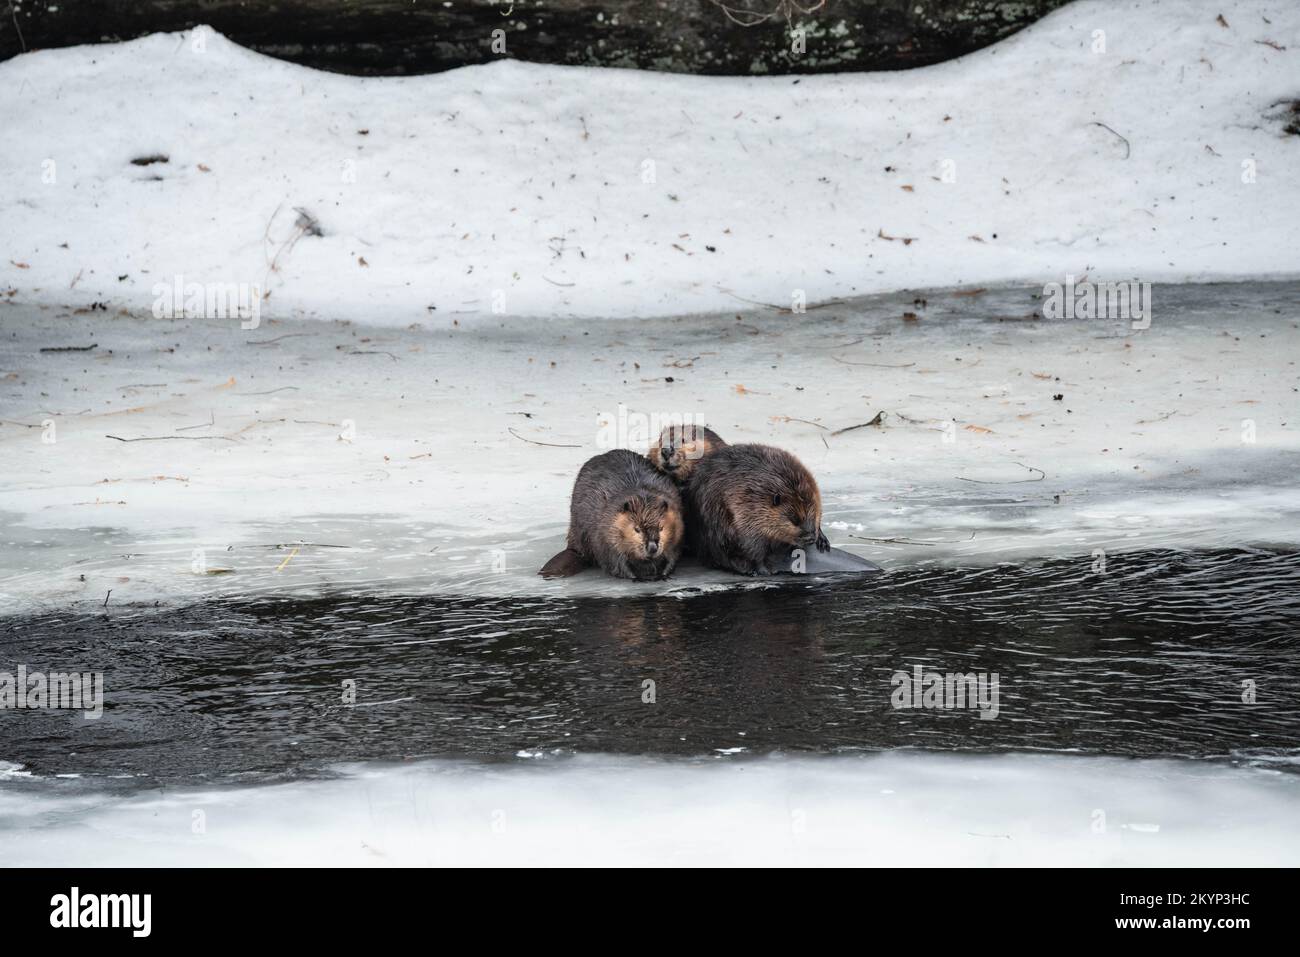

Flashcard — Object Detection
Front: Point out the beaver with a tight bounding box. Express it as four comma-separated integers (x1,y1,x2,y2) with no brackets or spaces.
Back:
647,423,728,485
685,443,831,575
539,449,685,581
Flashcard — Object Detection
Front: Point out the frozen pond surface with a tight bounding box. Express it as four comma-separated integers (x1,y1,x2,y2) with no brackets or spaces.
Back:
2,281,1299,864
2,281,1298,612
3,752,1299,867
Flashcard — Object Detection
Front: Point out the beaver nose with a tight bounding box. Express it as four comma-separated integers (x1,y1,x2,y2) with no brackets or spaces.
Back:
646,540,659,556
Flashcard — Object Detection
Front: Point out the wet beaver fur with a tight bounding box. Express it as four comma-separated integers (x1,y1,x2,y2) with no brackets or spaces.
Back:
647,423,728,485
685,443,830,575
539,449,685,581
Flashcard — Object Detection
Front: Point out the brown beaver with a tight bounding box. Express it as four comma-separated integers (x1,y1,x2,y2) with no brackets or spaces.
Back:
539,449,685,581
647,423,728,485
685,443,830,575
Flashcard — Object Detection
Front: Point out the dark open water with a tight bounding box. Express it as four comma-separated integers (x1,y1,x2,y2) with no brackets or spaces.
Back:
2,547,1298,787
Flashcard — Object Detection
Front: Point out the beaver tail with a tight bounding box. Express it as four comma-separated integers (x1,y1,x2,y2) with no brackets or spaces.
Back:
539,548,587,578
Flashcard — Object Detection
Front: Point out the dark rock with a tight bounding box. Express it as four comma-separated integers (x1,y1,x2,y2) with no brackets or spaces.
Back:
1,0,1071,76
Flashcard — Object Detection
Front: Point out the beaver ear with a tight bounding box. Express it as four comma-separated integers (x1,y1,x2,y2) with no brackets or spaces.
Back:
621,501,632,512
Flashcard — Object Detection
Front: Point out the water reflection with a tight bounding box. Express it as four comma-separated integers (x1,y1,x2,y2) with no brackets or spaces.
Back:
1,547,1297,787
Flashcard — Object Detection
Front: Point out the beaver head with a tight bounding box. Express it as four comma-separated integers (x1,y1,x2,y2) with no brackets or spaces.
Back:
648,424,726,483
610,492,684,563
724,448,823,549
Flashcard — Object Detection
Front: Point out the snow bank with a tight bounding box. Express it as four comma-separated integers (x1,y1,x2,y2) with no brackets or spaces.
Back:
2,752,1298,866
1,0,1297,323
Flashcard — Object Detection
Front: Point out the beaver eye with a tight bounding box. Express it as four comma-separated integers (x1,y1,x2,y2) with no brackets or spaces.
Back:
772,493,782,507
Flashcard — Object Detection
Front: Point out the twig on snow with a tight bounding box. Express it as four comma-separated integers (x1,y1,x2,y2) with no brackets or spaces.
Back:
1088,122,1131,158
956,462,1046,484
831,412,886,435
508,427,580,448
831,356,915,368
106,434,236,443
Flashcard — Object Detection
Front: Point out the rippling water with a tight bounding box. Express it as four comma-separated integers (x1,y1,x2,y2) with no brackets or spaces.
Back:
2,547,1298,787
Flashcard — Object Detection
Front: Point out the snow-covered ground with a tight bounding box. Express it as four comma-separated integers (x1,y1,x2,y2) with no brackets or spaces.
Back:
0,0,1297,322
2,752,1298,866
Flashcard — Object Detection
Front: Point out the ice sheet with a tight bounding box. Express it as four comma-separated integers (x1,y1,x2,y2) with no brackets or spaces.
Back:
2,283,1298,614
2,752,1297,866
